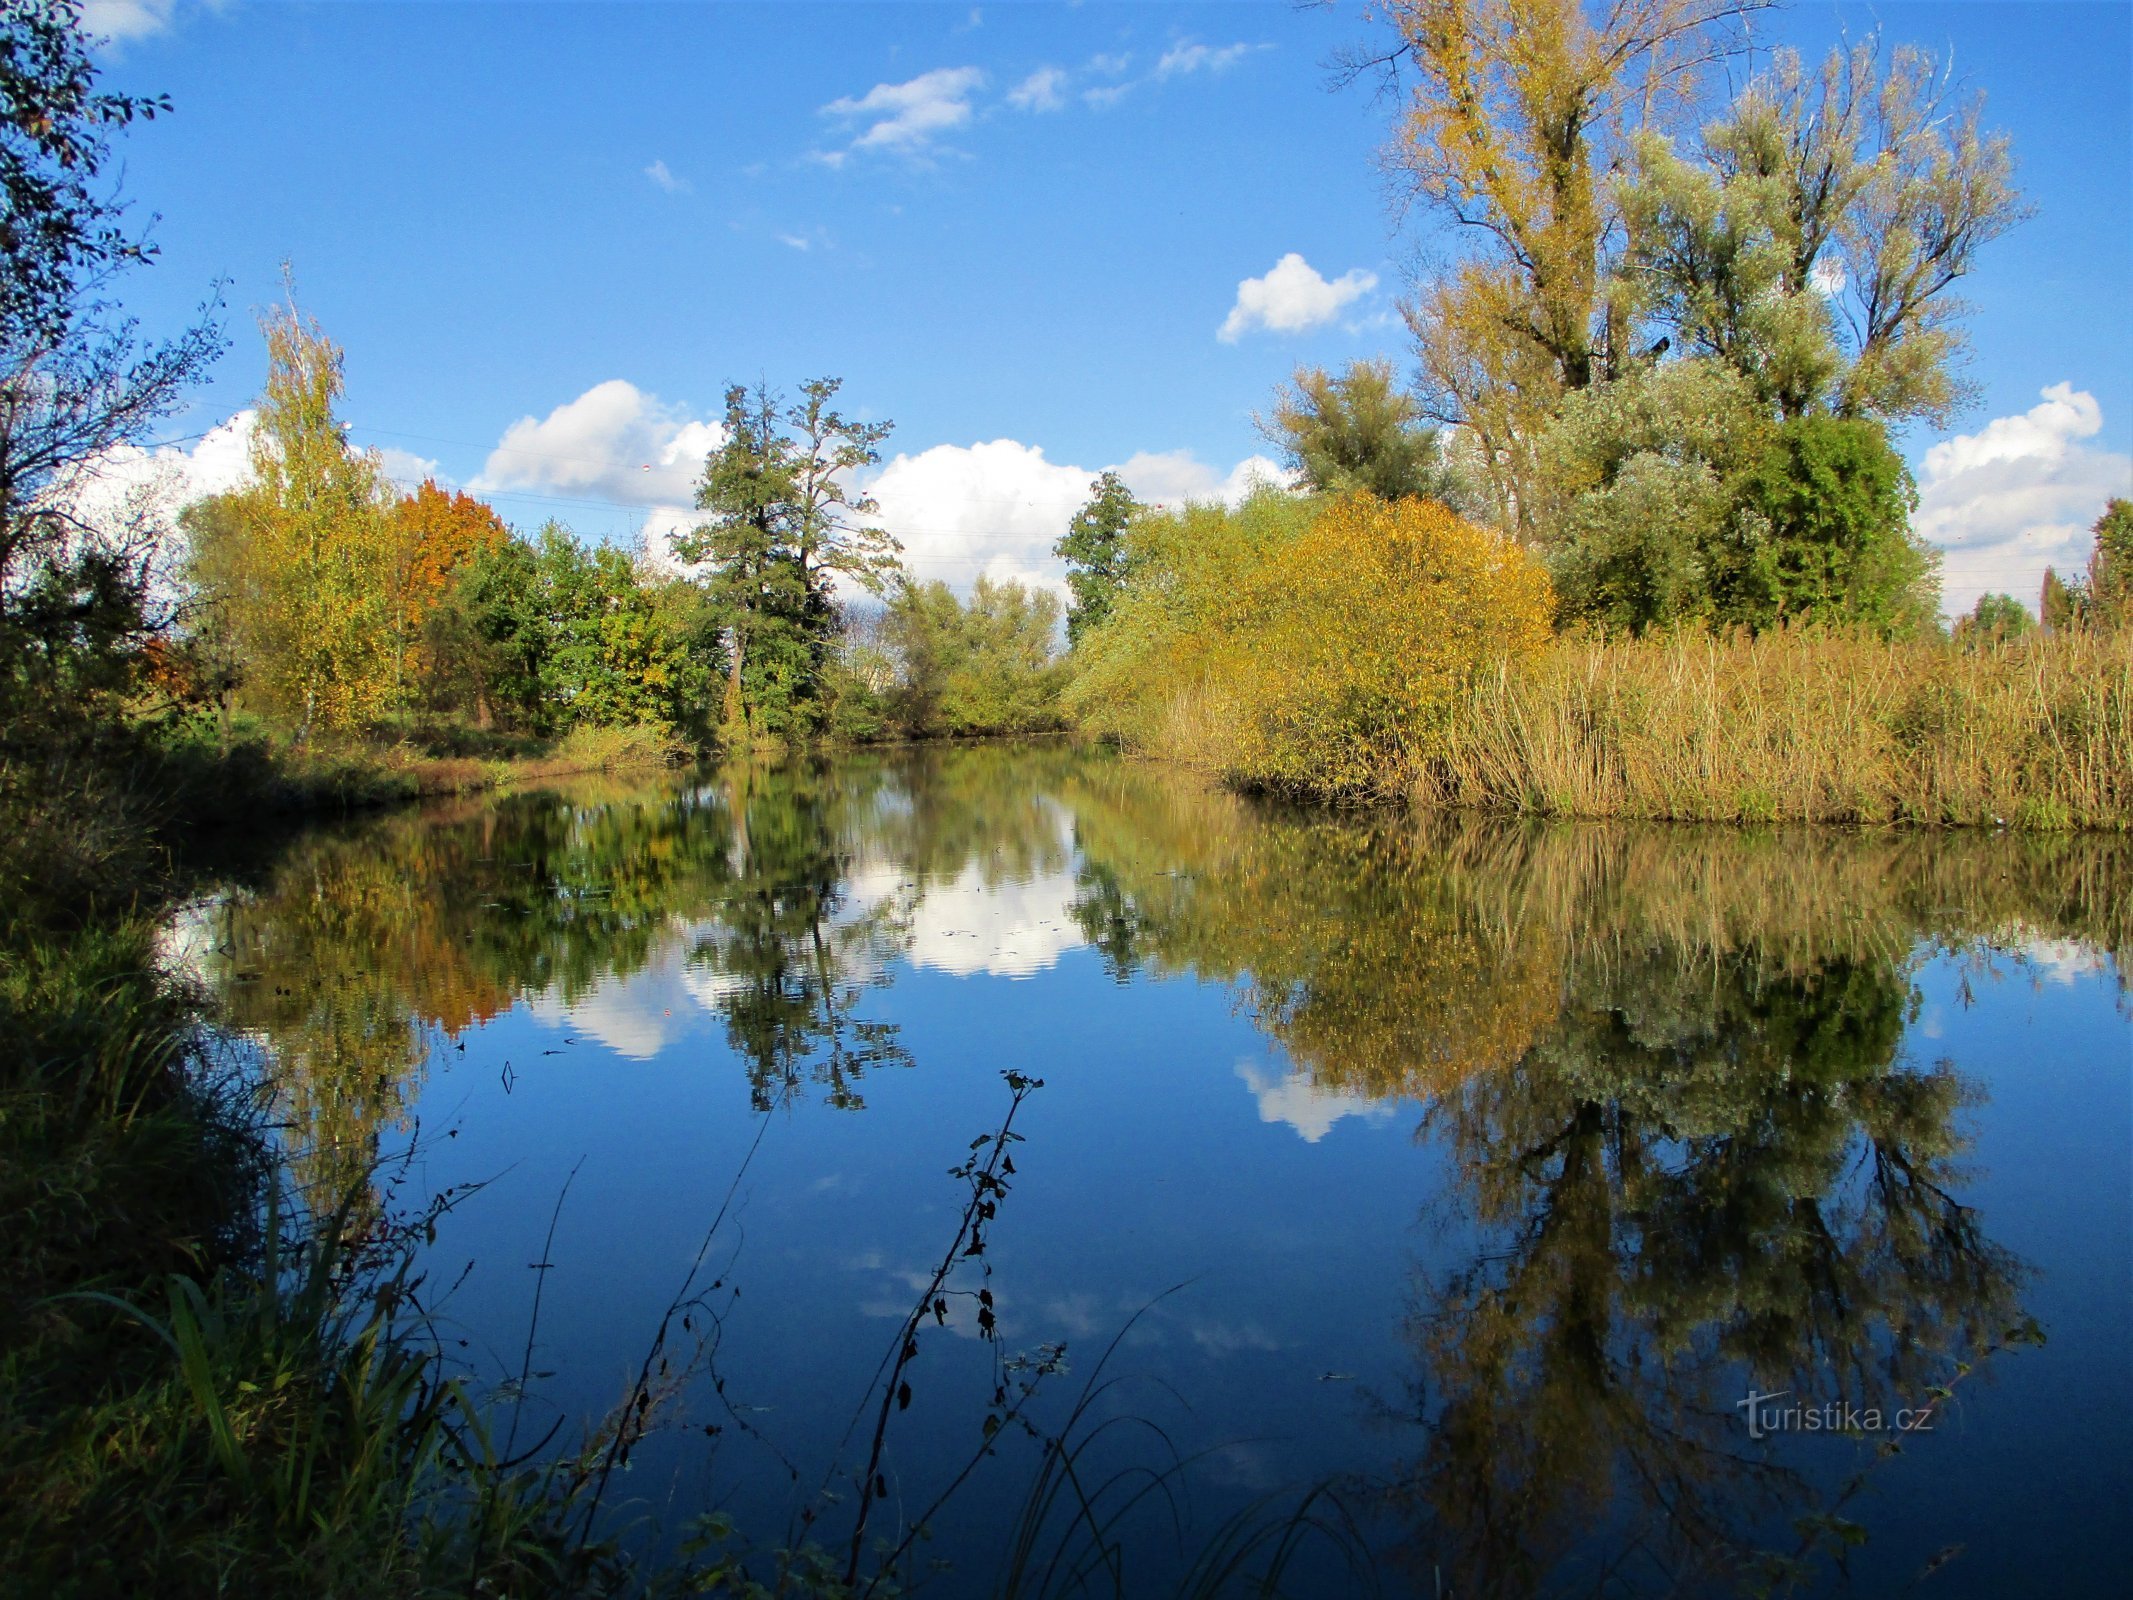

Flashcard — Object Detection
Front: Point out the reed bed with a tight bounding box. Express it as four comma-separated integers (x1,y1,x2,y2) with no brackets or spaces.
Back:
1421,626,2133,829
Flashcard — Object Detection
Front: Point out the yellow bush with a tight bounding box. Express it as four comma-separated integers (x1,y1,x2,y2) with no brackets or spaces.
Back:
1207,495,1555,797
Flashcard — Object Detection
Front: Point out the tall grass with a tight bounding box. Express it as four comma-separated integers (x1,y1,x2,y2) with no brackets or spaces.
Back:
1421,626,2133,827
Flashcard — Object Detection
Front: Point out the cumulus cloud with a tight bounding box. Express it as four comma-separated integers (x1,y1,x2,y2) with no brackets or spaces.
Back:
644,159,691,194
1912,383,2133,617
478,378,719,505
58,407,247,528
1007,66,1068,112
1114,449,1292,508
82,0,177,44
865,439,1285,595
819,66,985,161
867,439,1093,593
1218,253,1378,342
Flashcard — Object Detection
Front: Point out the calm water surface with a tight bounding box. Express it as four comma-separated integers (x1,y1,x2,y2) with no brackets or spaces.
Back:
179,743,2132,1596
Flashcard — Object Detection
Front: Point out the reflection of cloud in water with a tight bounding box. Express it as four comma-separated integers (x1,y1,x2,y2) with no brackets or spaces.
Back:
1234,1060,1396,1143
527,920,733,1061
849,802,1087,980
2018,935,2114,986
906,866,1084,978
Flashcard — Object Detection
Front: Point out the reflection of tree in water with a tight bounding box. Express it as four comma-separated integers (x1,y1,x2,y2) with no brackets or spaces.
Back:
686,761,909,1111
1059,770,2125,1596
1397,946,2023,1596
211,745,1100,1203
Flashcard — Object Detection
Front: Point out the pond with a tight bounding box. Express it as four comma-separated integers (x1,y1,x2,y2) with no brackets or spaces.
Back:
176,741,2131,1597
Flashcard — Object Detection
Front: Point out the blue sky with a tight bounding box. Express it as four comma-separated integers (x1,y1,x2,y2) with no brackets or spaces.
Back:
84,0,2133,610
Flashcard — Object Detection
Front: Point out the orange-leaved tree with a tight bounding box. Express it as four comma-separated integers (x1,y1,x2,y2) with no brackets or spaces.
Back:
387,478,508,706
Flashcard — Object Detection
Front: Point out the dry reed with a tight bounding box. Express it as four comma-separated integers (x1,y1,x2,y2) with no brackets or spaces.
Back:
1420,626,2133,829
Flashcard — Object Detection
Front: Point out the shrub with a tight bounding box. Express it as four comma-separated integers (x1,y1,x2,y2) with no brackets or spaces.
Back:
1208,495,1555,797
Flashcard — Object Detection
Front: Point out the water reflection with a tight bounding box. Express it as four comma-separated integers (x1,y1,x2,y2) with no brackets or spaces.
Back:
198,744,2128,1594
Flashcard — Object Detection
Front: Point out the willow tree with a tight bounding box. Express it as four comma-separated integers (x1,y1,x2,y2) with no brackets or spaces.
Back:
1360,0,1763,529
1623,38,2028,428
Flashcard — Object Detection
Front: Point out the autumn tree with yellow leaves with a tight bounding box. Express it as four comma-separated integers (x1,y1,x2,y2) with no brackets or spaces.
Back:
187,296,398,738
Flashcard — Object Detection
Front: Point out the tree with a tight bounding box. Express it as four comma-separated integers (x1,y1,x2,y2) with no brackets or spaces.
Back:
1537,359,1936,633
191,296,396,739
1360,0,1761,527
1623,39,2028,428
1054,470,1139,647
1,0,220,743
883,576,1065,736
2040,565,2081,635
678,378,898,741
1259,359,1459,503
2084,497,2132,630
1954,592,2033,648
1,0,170,345
386,478,507,703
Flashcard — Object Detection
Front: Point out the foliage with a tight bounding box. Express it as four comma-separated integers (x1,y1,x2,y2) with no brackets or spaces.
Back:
678,379,898,742
186,299,398,738
0,0,220,759
1066,490,1553,799
1364,0,1758,526
883,576,1066,737
1953,591,2033,647
1537,360,1936,632
0,0,170,344
2041,497,2133,635
426,522,721,739
1623,39,2027,427
1204,495,1556,797
1061,487,1318,757
1260,358,1460,504
1053,470,1139,647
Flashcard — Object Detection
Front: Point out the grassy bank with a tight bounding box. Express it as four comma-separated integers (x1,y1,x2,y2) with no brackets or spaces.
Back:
1422,626,2133,828
161,720,688,818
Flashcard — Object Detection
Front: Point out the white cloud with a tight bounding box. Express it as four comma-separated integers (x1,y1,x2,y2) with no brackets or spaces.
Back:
1114,450,1293,509
1155,40,1259,79
644,159,691,194
477,379,723,509
867,439,1093,594
82,0,177,44
1912,383,2133,617
54,409,253,543
1218,253,1378,342
375,445,444,489
820,67,986,160
865,439,1284,595
1007,66,1068,113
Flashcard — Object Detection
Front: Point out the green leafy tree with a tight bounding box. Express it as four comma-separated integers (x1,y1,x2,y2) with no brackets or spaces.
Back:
1727,414,1936,631
884,576,1065,737
1054,471,1139,647
678,379,897,741
1953,591,2034,648
2084,497,2132,630
1259,359,1459,504
1538,360,1936,633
